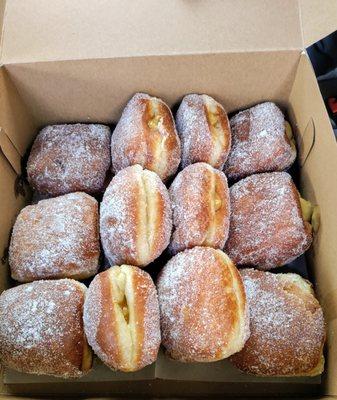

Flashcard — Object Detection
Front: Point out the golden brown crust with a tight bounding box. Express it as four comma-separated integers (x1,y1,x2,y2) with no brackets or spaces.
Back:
100,165,172,267
176,94,231,169
230,269,325,376
169,163,230,254
157,247,249,362
225,172,313,269
9,192,100,282
83,265,161,372
130,266,161,368
91,270,121,367
27,124,111,196
0,279,91,378
111,93,181,181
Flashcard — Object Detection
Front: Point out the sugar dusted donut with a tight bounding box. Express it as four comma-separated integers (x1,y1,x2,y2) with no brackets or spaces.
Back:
100,165,172,267
0,279,92,378
27,123,111,196
169,162,230,254
224,102,296,180
176,94,231,169
230,269,325,376
84,265,161,372
157,247,249,362
111,93,181,181
9,192,100,282
225,172,313,269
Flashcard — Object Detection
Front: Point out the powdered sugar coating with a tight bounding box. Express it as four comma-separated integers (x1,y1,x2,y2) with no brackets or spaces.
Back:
27,124,111,196
9,192,100,282
141,277,162,366
0,279,88,378
83,275,104,361
83,265,161,372
157,247,249,362
176,94,231,169
100,165,172,267
169,162,230,254
225,172,312,269
230,269,325,376
111,93,181,181
128,269,162,369
224,102,296,179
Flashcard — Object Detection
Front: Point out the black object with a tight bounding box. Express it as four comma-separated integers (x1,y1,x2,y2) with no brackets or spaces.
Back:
307,31,337,77
307,30,337,139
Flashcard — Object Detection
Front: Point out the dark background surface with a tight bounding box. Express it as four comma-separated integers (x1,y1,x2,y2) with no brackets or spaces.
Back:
307,30,337,138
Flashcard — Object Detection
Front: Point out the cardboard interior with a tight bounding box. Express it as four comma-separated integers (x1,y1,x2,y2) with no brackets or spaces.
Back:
0,0,336,398
299,0,337,47
1,0,303,63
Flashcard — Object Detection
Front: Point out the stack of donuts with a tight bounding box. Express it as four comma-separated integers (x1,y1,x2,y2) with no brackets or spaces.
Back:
1,92,325,380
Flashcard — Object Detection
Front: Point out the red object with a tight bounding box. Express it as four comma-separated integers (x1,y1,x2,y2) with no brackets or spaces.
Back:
328,97,337,115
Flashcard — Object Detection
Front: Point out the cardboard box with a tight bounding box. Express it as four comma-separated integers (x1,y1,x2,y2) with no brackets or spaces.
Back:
0,0,337,397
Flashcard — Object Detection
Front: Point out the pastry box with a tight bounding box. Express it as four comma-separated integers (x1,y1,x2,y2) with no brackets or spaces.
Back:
0,0,336,398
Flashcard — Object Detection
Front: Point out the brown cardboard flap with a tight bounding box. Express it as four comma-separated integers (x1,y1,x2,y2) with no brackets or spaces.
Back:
0,127,21,174
0,0,6,52
324,318,337,396
289,53,337,301
1,0,302,64
289,53,337,396
0,153,28,295
5,50,300,126
0,68,37,156
3,0,337,64
154,350,320,384
297,117,315,167
300,0,337,48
